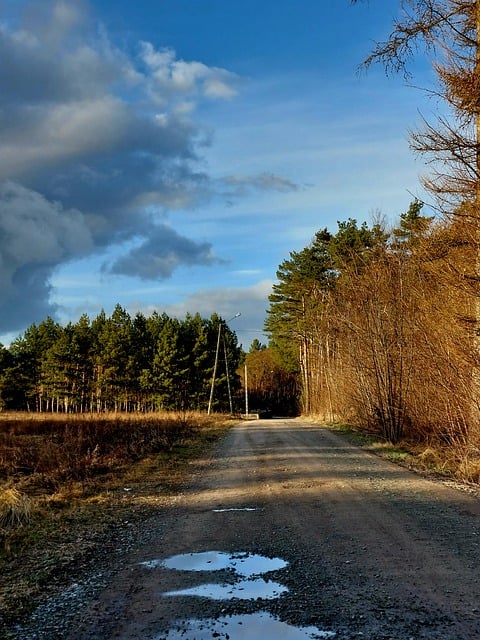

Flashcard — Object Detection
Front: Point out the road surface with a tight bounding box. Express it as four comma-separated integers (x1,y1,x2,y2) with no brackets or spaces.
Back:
58,419,480,638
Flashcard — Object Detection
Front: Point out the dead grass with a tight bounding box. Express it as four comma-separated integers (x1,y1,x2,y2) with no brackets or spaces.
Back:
0,410,215,485
0,488,31,530
326,421,480,484
0,411,234,632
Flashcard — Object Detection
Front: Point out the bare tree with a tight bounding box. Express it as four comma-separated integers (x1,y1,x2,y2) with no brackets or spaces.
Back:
353,0,480,211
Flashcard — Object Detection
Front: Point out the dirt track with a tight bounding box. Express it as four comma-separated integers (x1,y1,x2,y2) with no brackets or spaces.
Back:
22,419,480,639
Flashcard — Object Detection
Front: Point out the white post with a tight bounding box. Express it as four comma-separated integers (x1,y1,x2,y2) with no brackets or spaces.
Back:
224,336,233,414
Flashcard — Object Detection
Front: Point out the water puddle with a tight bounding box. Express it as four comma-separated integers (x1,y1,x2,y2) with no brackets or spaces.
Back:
163,577,288,600
212,507,258,512
156,611,336,639
141,551,336,638
146,550,287,576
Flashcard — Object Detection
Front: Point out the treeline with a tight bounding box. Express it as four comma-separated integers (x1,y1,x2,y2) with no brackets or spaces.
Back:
0,306,242,413
266,202,479,448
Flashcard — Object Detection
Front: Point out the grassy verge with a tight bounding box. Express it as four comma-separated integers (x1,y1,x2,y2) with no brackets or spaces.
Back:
0,412,234,632
326,422,480,483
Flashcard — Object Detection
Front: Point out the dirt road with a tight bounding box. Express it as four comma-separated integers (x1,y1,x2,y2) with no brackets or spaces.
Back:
22,419,480,639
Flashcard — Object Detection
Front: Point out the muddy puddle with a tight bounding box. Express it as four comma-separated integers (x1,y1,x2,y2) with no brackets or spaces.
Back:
155,550,287,575
156,611,336,639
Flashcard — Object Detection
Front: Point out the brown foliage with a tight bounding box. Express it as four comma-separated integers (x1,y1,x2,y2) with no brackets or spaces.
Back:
325,217,479,452
0,412,206,487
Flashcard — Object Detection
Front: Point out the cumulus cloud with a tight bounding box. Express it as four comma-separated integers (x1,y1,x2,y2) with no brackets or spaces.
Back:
139,43,240,104
0,1,296,336
156,279,274,347
0,0,241,332
0,180,93,331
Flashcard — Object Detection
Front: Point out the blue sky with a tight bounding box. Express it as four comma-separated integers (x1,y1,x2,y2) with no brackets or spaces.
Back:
0,0,436,347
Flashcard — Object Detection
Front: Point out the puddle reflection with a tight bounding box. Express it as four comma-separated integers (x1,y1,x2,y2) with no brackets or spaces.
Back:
156,551,287,576
164,551,288,577
141,551,336,638
164,577,288,600
156,611,336,639
212,507,258,512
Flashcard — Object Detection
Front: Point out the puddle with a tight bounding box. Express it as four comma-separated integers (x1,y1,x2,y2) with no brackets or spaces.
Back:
146,551,287,576
164,577,288,600
156,611,336,639
143,551,336,638
212,507,258,512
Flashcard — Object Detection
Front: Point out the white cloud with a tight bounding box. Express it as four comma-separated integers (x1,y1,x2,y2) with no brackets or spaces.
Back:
139,42,240,104
107,224,221,280
0,1,262,334
0,97,134,179
204,78,238,100
220,172,299,198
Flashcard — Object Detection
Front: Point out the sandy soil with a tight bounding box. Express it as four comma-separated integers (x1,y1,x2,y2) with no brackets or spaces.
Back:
12,419,480,639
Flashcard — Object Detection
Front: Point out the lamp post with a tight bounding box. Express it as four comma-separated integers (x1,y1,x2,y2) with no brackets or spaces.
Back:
224,336,234,414
207,313,241,415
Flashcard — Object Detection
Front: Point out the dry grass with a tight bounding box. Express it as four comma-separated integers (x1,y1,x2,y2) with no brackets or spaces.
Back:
0,410,215,485
0,411,234,632
0,488,31,529
0,410,231,546
416,443,480,484
328,422,480,484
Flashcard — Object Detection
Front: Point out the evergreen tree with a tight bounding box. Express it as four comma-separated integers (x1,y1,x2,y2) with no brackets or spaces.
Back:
249,339,267,352
182,313,211,410
152,317,189,410
0,308,243,414
130,312,154,411
0,343,14,410
392,200,433,246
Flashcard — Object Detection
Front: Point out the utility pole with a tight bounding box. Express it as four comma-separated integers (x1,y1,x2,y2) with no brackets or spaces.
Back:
207,313,241,415
244,363,249,416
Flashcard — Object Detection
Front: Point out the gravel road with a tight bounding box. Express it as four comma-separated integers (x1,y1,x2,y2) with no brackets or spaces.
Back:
12,419,480,640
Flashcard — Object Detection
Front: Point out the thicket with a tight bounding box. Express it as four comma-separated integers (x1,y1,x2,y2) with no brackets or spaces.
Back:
0,308,242,414
241,341,300,416
266,204,480,470
267,2,480,477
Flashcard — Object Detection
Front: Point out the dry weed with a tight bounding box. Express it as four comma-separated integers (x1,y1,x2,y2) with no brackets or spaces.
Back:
418,447,440,464
447,446,480,483
0,411,229,488
0,488,31,529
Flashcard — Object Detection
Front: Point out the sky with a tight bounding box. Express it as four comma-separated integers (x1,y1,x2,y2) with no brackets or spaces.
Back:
0,0,437,348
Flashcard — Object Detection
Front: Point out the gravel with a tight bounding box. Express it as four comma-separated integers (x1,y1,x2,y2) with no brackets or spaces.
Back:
6,420,480,640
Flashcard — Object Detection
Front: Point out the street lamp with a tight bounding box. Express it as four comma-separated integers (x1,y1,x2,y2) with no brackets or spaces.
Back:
207,313,241,415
